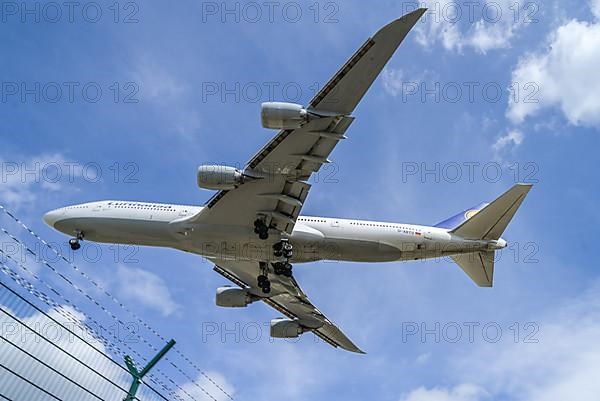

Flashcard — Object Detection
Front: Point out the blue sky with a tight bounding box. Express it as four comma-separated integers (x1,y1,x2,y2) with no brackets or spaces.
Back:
1,0,600,400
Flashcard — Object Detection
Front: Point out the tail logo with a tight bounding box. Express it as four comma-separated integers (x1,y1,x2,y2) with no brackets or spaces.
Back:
464,209,480,220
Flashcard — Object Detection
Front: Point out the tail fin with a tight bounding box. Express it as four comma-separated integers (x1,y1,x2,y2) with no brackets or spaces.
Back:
451,183,533,240
449,184,533,287
435,201,489,230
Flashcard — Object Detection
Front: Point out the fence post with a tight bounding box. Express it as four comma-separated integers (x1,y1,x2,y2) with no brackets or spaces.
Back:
123,339,176,401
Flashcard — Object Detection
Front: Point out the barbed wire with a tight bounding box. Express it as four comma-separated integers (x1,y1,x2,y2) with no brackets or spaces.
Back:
0,204,234,400
0,260,199,401
0,279,149,401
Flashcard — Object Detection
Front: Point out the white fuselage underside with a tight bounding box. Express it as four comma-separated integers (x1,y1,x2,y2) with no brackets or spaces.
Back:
44,201,495,263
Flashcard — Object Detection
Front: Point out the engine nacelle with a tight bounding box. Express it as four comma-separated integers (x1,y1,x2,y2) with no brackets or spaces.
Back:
261,102,309,129
216,287,253,308
270,318,304,338
197,165,244,190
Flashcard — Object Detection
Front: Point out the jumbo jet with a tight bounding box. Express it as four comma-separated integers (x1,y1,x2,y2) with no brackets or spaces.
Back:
43,9,532,353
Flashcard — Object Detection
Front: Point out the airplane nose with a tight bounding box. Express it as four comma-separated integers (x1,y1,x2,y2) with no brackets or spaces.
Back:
43,209,64,228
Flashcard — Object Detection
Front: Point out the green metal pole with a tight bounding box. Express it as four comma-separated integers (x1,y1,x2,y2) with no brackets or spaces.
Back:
140,339,176,378
123,339,176,401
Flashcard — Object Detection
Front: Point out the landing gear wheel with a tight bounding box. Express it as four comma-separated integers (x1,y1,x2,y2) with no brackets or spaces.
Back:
283,263,293,278
272,262,293,277
254,219,269,240
69,239,81,251
258,275,271,294
257,274,268,287
272,262,284,275
69,231,84,251
273,239,293,259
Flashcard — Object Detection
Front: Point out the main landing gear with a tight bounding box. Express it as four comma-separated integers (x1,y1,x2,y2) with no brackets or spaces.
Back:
255,239,295,294
257,262,271,294
272,239,293,278
69,231,84,251
272,261,293,278
253,218,269,240
273,239,292,259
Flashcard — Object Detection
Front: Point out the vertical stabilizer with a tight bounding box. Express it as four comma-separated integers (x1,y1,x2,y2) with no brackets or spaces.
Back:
451,184,533,240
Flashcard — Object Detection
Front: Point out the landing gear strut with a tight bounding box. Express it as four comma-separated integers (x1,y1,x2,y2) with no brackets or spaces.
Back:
69,231,84,251
257,262,271,294
253,219,269,240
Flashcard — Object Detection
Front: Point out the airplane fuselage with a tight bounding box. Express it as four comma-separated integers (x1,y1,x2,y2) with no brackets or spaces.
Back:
43,201,506,264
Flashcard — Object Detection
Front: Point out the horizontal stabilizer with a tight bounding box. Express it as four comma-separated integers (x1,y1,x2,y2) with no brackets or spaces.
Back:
451,184,533,240
451,251,495,287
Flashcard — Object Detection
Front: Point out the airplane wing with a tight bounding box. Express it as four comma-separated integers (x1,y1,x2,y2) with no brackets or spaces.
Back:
210,258,365,353
192,8,427,233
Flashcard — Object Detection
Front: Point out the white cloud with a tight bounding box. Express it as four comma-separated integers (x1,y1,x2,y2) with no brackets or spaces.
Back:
468,18,516,52
0,153,67,208
397,280,600,401
115,264,181,317
492,129,523,154
415,352,432,365
131,57,203,141
507,11,600,126
415,0,528,54
382,68,406,97
0,305,129,400
591,0,600,19
133,58,185,102
381,68,438,98
399,384,488,401
177,370,235,401
455,281,600,401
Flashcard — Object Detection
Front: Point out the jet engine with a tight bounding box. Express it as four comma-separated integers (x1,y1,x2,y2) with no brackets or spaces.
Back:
270,318,304,338
261,102,309,129
197,165,245,190
215,287,254,308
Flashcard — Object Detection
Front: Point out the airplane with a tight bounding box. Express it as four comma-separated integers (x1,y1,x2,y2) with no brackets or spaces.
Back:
42,8,532,353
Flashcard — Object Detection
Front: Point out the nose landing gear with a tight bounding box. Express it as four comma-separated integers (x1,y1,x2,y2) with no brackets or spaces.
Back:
69,231,84,251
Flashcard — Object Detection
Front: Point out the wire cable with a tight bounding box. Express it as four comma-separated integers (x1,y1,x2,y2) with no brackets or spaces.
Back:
0,205,233,400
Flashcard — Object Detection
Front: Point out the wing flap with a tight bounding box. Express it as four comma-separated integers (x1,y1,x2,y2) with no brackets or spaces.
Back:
198,116,354,233
249,116,353,174
212,259,364,353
